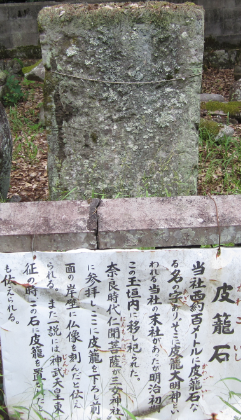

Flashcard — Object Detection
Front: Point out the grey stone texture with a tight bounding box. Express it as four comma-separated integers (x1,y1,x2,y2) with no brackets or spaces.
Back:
0,102,12,200
230,80,241,101
0,71,7,86
0,199,99,252
0,71,7,100
25,60,45,82
7,59,22,75
200,93,226,102
234,49,241,80
234,65,241,81
215,125,234,142
38,2,204,200
0,86,5,100
98,195,241,248
0,59,22,76
203,49,238,70
1,195,241,251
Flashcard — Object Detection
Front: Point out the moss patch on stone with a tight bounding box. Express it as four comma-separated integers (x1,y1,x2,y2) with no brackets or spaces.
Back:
199,118,220,140
201,101,241,116
38,1,204,33
22,59,42,75
0,45,41,60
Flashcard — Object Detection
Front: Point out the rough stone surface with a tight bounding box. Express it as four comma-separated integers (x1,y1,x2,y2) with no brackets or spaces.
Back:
0,70,7,100
25,60,45,82
8,194,21,202
38,2,204,200
229,80,241,101
203,49,238,69
0,71,7,86
0,85,5,100
0,102,12,199
234,49,241,80
1,195,241,251
98,195,241,248
0,200,98,252
5,59,22,75
200,93,226,103
0,59,23,76
234,65,241,81
215,125,234,141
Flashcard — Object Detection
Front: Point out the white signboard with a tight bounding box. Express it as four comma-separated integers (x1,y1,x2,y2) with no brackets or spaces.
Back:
0,248,241,420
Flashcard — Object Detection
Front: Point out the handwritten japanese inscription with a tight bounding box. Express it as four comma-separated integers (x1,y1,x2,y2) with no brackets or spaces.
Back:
0,248,241,420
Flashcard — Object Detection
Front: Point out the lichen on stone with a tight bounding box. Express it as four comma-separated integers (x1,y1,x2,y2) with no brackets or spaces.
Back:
39,1,204,200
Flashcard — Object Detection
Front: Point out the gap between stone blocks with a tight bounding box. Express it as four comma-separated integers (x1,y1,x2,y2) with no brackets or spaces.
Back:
88,198,101,249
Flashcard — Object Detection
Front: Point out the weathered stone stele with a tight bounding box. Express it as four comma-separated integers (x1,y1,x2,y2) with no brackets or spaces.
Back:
38,2,204,200
0,102,12,199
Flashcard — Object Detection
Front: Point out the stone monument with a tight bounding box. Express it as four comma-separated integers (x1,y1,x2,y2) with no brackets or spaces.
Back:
38,2,204,200
0,102,12,200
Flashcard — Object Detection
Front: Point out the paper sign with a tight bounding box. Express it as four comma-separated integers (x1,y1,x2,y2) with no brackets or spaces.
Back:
0,248,241,420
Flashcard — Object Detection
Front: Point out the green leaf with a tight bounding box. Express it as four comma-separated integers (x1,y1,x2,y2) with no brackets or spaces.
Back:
12,411,22,420
121,406,137,420
41,408,55,419
219,377,241,384
13,406,28,411
33,390,44,400
219,397,241,415
33,408,46,420
12,407,28,420
37,374,44,395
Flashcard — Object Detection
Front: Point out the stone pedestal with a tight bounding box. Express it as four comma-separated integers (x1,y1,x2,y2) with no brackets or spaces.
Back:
38,2,204,200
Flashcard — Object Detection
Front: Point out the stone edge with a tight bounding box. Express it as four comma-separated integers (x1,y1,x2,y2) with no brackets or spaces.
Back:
0,196,241,251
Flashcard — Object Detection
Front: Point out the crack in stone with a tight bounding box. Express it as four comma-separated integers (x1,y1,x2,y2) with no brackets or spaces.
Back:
87,198,101,249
